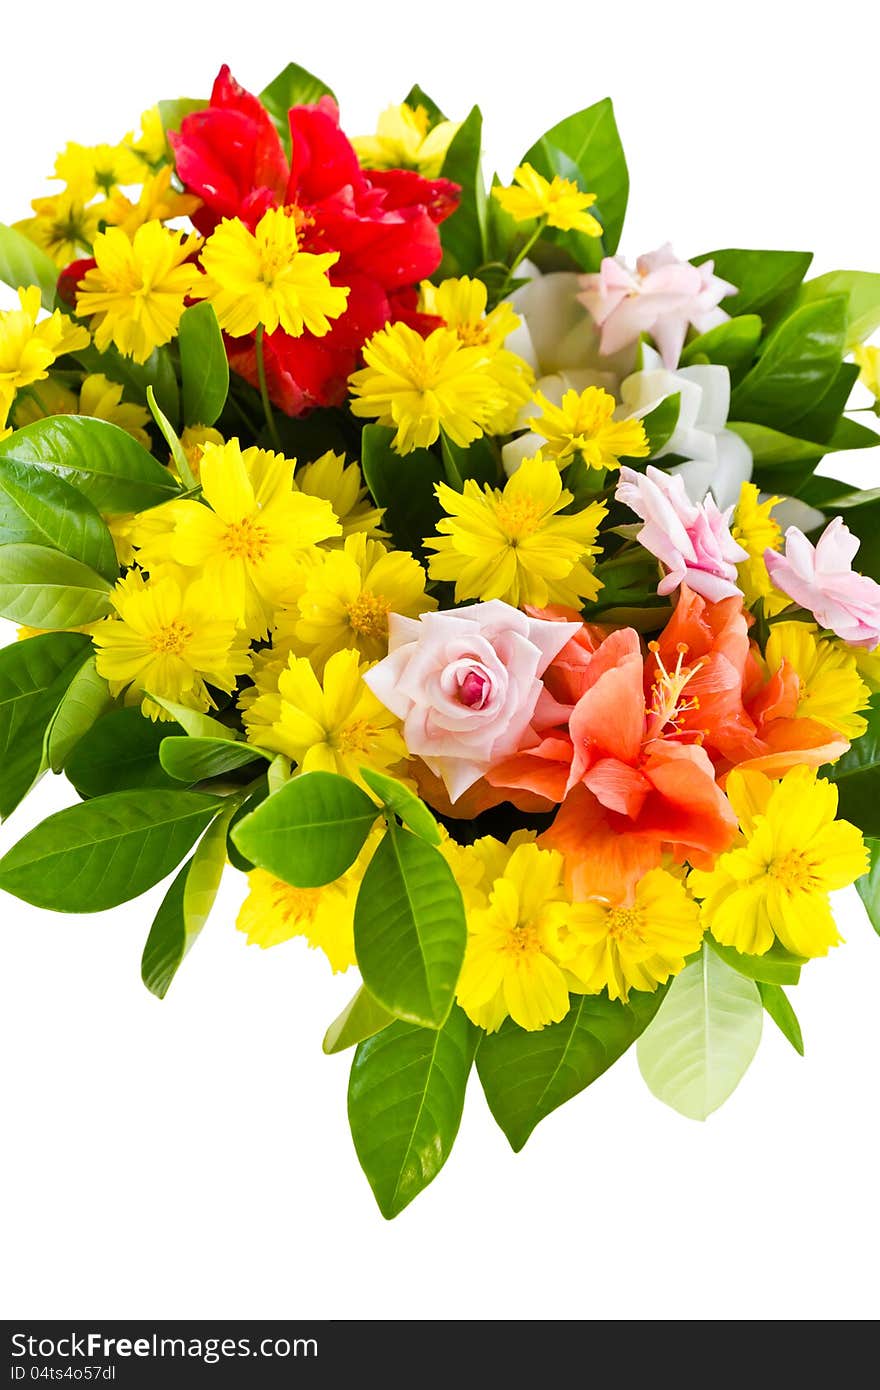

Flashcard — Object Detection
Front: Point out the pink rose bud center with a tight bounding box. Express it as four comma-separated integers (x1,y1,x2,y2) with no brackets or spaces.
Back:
459,668,491,708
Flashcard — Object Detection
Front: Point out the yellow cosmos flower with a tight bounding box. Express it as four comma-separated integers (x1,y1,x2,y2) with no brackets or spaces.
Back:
0,287,90,406
732,481,788,613
78,374,152,449
292,534,436,669
854,344,880,399
558,869,703,1004
92,569,252,722
142,439,340,640
456,842,571,1033
53,140,143,199
246,648,408,788
421,276,535,431
529,386,649,471
104,167,201,236
76,222,202,364
295,450,385,542
764,620,870,741
689,766,867,958
492,162,602,236
426,453,606,607
196,207,349,338
174,425,225,484
14,190,103,266
353,103,460,178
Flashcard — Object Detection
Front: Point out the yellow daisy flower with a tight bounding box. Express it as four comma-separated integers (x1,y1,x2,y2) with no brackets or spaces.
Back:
195,207,349,338
14,190,103,266
126,106,169,168
492,162,602,236
294,450,385,542
0,287,90,405
731,481,788,613
353,103,461,178
528,386,649,470
421,276,535,431
558,868,704,1004
103,167,201,237
689,766,868,958
425,453,606,607
92,569,252,722
76,222,203,364
764,621,870,741
53,140,143,200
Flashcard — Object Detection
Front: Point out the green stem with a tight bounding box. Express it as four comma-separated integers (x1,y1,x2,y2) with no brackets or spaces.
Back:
255,324,282,451
496,219,548,301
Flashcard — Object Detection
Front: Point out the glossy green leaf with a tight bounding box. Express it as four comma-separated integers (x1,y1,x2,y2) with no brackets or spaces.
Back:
0,632,91,819
140,804,230,1001
323,985,395,1054
794,270,880,346
707,935,803,986
791,362,860,444
477,987,667,1151
826,698,880,834
440,432,500,488
225,783,269,873
44,655,112,773
178,302,229,427
354,822,466,1028
727,417,867,495
361,424,444,558
0,544,113,628
402,85,447,127
730,296,848,431
231,770,380,888
758,982,805,1056
359,767,440,845
637,946,763,1120
680,315,762,376
439,106,487,276
692,248,813,317
348,1007,476,1218
0,789,222,912
856,839,880,937
641,392,681,455
522,97,628,256
0,223,58,310
159,736,267,783
65,706,181,797
0,417,179,513
157,96,206,137
0,457,118,582
259,62,335,149
146,696,237,740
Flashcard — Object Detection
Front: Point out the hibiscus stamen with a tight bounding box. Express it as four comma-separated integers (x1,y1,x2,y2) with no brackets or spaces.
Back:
646,640,705,741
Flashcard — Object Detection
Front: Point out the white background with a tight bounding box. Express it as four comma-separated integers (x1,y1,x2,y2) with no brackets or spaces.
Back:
1,0,879,1322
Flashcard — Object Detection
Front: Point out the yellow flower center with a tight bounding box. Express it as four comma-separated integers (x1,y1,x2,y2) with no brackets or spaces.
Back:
455,321,491,348
149,619,193,656
346,591,390,640
332,719,374,756
493,495,543,541
606,905,646,942
273,880,321,924
769,850,819,894
222,517,269,563
502,920,542,955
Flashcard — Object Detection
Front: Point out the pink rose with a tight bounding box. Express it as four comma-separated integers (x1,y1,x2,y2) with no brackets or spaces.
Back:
578,244,735,368
616,464,747,602
363,600,580,802
765,518,880,648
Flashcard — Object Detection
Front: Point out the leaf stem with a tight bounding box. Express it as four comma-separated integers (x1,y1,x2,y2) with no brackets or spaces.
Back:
255,324,282,451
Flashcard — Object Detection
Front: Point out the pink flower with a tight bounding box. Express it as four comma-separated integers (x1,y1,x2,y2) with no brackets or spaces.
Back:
616,465,747,602
764,518,880,648
363,600,580,802
578,244,735,368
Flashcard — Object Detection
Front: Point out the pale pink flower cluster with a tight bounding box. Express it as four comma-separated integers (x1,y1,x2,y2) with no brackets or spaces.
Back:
765,518,880,648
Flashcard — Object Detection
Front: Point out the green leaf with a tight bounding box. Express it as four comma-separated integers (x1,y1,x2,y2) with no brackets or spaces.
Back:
727,417,863,496
692,249,813,318
359,767,440,845
0,544,113,628
267,753,290,793
522,97,628,256
402,85,447,127
0,457,118,582
323,985,395,1054
146,385,196,490
44,655,112,773
731,296,848,433
259,62,335,149
225,783,269,873
477,987,668,1152
758,982,804,1056
65,707,181,798
856,839,880,937
637,946,763,1120
794,270,880,346
440,431,500,488
707,935,803,986
353,822,466,1028
73,342,180,427
0,417,179,513
438,106,487,276
159,735,267,783
178,302,229,428
348,1007,476,1219
680,315,762,377
0,788,222,912
826,697,880,833
142,805,234,998
231,770,380,888
0,223,60,311
0,632,91,819
146,696,237,740
641,392,681,456
791,362,860,444
360,424,444,558
158,96,206,138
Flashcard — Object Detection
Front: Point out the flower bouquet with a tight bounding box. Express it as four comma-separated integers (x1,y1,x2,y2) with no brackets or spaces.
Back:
1,60,879,1218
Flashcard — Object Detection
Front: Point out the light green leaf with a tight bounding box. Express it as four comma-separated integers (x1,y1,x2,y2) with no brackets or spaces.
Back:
146,696,237,741
259,62,336,149
758,982,804,1056
522,97,628,256
231,770,380,888
266,754,290,794
855,838,880,937
707,936,804,987
146,386,196,491
637,946,763,1120
826,696,880,834
402,85,447,127
0,456,118,582
348,1007,477,1219
359,766,440,845
641,392,681,456
477,987,668,1151
0,544,113,628
0,632,91,819
0,417,179,513
0,223,58,310
360,424,444,558
794,270,880,346
158,96,206,138
691,248,813,318
159,736,268,783
65,706,181,798
0,789,222,912
322,985,395,1054
730,296,848,432
439,106,487,276
680,315,762,376
44,655,112,773
353,822,466,1028
178,302,229,428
